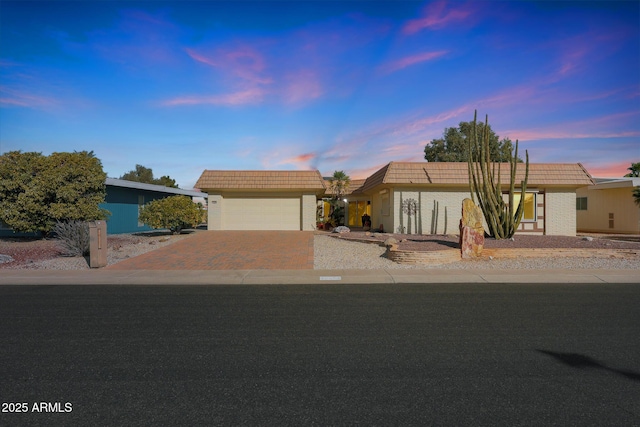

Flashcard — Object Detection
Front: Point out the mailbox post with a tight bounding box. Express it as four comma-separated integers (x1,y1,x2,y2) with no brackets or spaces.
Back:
88,221,107,268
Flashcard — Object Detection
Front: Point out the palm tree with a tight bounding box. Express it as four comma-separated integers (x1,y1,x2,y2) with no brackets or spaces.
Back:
633,187,640,207
625,162,640,177
328,170,351,226
329,170,351,200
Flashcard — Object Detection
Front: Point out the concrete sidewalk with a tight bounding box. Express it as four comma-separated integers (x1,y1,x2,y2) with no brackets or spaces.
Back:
1,268,638,285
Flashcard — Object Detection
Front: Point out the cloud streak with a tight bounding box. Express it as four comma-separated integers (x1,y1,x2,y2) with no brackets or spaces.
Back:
403,1,474,34
161,88,267,106
378,50,448,75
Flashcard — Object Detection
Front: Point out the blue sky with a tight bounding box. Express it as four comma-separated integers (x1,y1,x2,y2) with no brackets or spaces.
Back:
1,1,638,189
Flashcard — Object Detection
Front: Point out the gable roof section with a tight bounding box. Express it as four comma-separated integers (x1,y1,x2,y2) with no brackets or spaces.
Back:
357,162,594,193
106,178,206,198
195,170,326,192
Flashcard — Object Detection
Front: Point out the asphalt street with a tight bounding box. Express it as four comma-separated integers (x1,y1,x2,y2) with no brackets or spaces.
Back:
0,284,639,426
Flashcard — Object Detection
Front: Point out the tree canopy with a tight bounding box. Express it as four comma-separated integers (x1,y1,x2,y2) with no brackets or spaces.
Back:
624,162,640,177
425,121,521,162
0,151,107,235
120,164,179,188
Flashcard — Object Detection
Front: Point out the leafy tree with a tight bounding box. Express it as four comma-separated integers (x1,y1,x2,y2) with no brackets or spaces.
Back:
156,175,178,188
138,195,204,234
425,120,521,162
0,151,107,235
120,164,179,188
624,162,640,177
327,170,350,225
633,187,640,207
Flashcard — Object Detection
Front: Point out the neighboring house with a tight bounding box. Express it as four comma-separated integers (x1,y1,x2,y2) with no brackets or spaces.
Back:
196,162,594,236
0,178,206,236
195,170,326,231
102,178,206,234
576,177,640,234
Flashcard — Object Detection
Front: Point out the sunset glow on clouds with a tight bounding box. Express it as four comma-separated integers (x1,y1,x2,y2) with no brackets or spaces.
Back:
1,0,638,188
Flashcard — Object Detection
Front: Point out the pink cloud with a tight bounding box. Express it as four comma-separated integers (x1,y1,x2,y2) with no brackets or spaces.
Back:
161,88,267,106
0,86,58,109
403,1,474,34
186,46,273,85
379,50,448,75
582,160,636,178
502,111,640,141
279,153,317,169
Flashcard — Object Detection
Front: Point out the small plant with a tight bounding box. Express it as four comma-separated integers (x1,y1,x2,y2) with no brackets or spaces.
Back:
53,221,90,256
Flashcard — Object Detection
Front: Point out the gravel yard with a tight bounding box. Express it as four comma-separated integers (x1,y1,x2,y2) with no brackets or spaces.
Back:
1,231,638,271
313,234,640,270
0,232,193,270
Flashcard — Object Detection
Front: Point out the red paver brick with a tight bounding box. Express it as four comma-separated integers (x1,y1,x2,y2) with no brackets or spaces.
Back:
105,231,314,270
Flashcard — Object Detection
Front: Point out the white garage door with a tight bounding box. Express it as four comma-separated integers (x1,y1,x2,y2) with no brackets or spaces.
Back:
222,197,301,230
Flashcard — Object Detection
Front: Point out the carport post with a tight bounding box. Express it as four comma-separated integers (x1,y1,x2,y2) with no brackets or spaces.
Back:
88,221,107,268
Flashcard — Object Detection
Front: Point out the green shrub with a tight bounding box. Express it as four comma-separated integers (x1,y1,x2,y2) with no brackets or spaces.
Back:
0,150,108,235
138,196,204,234
53,221,90,256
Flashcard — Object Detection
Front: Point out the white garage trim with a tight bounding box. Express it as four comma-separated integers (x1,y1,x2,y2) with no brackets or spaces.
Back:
222,197,301,230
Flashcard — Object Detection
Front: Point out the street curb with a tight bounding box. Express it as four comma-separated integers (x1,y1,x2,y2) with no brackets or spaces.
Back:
0,269,638,285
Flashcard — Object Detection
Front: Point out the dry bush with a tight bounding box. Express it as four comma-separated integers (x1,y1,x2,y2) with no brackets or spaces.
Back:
53,221,90,256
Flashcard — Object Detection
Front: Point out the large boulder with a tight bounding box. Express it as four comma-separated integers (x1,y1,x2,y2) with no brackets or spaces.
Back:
461,198,484,235
459,198,485,259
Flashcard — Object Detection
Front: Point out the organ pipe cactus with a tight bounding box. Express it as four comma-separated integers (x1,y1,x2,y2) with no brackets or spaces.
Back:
467,111,529,239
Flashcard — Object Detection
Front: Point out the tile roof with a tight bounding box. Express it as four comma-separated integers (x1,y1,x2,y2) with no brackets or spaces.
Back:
357,162,594,193
195,170,326,191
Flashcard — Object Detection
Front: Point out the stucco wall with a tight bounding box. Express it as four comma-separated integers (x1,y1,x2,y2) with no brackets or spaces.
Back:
370,190,394,233
577,186,640,234
545,190,577,236
207,194,223,230
301,194,317,231
392,189,469,235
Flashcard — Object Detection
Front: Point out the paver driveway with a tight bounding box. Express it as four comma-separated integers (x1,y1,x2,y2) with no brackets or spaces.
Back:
106,231,314,270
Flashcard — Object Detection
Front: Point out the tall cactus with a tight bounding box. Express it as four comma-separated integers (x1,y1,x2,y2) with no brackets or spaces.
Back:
467,111,529,239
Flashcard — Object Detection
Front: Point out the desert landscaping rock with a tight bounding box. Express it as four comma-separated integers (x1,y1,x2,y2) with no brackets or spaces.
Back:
0,254,14,264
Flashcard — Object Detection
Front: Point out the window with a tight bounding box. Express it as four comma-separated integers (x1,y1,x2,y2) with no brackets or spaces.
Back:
512,192,536,221
576,197,588,211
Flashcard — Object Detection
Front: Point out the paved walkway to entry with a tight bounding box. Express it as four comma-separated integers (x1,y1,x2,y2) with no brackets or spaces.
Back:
106,231,314,270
